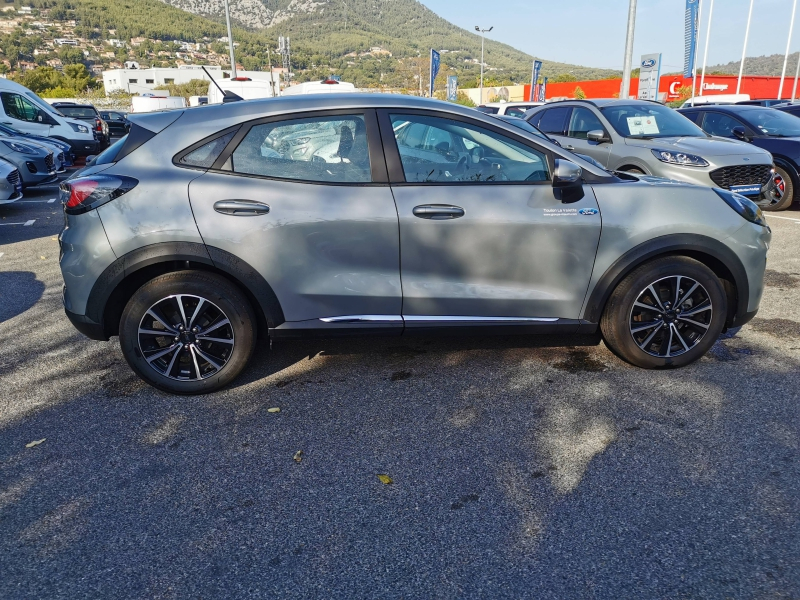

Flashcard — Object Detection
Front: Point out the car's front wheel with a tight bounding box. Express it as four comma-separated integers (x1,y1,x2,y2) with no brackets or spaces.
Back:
119,271,257,394
600,257,727,368
762,165,795,211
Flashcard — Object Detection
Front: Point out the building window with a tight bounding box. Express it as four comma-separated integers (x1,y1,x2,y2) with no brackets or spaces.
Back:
164,78,174,84
129,79,137,84
145,79,154,84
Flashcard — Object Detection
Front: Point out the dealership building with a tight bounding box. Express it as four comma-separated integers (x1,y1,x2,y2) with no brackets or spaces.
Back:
102,65,282,95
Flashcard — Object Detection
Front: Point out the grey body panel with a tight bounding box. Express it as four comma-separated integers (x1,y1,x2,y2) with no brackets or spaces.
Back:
584,178,770,317
189,172,402,322
59,209,117,315
392,184,601,319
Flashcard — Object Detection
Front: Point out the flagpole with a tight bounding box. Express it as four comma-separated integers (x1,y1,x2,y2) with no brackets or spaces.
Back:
699,0,714,96
529,59,536,102
620,0,637,99
779,0,798,99
737,0,754,94
690,0,702,106
429,48,433,97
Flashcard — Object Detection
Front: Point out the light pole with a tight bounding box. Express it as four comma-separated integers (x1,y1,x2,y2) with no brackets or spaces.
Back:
223,0,237,78
737,0,755,94
475,25,492,103
620,0,637,99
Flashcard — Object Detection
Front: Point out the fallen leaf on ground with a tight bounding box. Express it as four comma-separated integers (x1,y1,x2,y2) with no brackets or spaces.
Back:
377,474,393,485
50,237,57,241
40,256,46,260
267,407,281,413
293,450,303,463
26,438,46,448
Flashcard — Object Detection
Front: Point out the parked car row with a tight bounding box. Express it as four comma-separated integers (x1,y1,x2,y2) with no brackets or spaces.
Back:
497,98,800,211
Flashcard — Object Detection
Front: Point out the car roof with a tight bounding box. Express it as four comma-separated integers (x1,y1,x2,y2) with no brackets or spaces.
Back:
53,102,95,108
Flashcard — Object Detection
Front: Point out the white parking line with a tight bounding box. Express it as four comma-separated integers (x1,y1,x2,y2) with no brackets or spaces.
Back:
766,214,800,223
24,219,34,226
0,252,4,259
48,199,56,203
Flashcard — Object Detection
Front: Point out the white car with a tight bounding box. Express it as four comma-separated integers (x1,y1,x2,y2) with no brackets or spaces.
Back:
476,101,544,117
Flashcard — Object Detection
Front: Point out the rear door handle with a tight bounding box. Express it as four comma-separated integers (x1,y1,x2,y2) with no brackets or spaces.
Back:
213,200,270,216
564,144,575,150
412,204,465,219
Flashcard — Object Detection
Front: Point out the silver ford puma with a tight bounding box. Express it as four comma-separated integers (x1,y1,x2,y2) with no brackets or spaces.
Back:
59,95,770,394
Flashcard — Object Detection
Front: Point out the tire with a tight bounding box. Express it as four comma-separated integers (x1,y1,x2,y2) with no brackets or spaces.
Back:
620,166,646,174
762,165,795,211
600,256,727,369
119,271,257,394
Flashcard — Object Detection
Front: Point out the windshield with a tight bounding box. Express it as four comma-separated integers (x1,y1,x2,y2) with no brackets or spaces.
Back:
601,104,707,138
740,108,800,136
23,91,65,117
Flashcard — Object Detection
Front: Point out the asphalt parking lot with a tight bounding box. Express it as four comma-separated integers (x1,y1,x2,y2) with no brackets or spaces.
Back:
1,179,799,598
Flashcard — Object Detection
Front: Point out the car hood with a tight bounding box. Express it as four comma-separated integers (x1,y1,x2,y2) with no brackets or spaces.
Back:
625,135,771,158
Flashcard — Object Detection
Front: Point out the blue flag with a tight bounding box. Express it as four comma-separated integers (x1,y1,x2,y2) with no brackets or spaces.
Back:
430,49,441,97
684,0,699,78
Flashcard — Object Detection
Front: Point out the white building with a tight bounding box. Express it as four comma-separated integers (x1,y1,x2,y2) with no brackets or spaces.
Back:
102,65,282,95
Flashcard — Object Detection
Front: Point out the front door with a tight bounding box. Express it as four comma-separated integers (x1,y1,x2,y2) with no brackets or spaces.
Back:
381,111,602,321
188,111,402,325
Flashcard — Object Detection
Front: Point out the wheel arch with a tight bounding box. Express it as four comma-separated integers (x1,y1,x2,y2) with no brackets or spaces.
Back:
85,242,285,340
583,234,749,328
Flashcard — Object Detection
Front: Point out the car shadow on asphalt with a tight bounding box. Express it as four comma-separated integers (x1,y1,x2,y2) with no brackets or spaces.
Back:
0,271,44,323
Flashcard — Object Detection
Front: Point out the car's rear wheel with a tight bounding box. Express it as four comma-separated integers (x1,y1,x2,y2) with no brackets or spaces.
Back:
762,165,795,211
119,271,256,394
600,256,727,368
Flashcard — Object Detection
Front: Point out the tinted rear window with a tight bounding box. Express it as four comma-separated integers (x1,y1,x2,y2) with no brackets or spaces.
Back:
537,107,571,135
58,106,97,118
179,131,236,168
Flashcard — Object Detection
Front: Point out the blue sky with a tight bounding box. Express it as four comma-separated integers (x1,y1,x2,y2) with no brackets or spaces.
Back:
419,0,800,72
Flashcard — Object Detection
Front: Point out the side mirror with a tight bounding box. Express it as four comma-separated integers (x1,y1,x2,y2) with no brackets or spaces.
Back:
732,126,750,141
552,158,584,203
587,129,610,143
548,137,562,147
85,155,96,164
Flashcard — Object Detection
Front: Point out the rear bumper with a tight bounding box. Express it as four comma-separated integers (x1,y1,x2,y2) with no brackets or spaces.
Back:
64,306,108,340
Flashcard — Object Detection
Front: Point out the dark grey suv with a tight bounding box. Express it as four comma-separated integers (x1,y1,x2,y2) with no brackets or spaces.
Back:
59,95,770,394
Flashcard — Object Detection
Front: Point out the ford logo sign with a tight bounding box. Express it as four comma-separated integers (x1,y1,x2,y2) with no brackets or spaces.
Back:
641,59,656,68
579,208,599,216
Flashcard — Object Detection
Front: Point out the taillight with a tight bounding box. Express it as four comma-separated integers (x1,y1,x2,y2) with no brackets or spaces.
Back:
60,175,138,215
95,118,102,131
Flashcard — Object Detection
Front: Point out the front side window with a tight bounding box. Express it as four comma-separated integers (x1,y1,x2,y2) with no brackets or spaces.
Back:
567,107,605,139
1,92,39,122
701,112,745,137
601,104,706,138
390,113,550,183
738,107,800,136
230,114,371,183
537,107,571,135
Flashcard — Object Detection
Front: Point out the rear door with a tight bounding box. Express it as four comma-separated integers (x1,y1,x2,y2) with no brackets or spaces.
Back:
379,109,602,324
187,110,402,328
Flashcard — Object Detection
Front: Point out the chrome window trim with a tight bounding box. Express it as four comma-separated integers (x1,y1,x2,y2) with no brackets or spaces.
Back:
319,315,559,323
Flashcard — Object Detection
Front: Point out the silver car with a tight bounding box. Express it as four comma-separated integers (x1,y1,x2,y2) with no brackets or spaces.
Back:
0,156,23,204
59,95,770,394
0,135,56,187
525,99,781,208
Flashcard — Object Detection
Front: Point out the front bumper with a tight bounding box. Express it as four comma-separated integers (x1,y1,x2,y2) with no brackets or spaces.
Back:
0,190,23,205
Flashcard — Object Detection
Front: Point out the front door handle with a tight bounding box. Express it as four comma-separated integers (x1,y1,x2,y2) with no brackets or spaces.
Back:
412,204,465,220
213,199,270,216
564,144,575,150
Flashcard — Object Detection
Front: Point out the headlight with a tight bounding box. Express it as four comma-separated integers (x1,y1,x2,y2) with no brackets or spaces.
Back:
290,137,311,146
651,149,709,167
2,140,38,155
713,188,767,227
68,122,89,134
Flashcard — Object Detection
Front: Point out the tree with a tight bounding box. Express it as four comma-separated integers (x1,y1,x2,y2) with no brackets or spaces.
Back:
573,86,586,99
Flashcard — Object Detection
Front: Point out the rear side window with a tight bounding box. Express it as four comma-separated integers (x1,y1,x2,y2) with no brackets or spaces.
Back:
229,114,371,183
180,131,236,168
537,107,571,135
567,107,605,139
476,106,499,114
680,111,702,124
92,134,127,165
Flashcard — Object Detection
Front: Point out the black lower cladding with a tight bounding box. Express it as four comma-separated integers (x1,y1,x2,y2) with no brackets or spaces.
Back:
64,307,106,340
